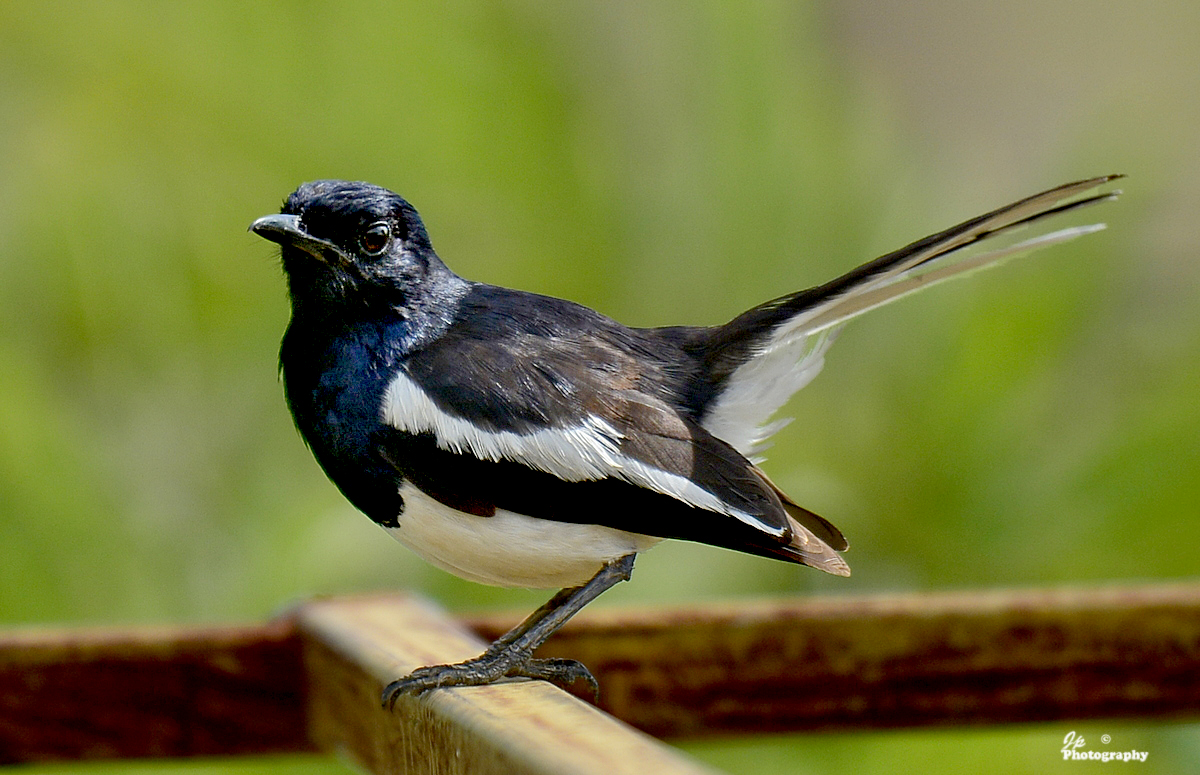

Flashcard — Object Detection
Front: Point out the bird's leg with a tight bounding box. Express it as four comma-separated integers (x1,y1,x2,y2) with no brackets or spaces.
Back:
382,553,636,708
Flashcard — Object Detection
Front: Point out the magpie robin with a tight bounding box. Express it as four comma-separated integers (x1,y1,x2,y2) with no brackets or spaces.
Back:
252,175,1120,706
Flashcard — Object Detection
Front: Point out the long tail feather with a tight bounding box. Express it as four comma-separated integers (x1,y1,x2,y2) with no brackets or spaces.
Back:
698,175,1123,456
756,175,1122,342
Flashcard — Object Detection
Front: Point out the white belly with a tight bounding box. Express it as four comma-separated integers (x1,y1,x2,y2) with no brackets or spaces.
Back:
386,481,661,589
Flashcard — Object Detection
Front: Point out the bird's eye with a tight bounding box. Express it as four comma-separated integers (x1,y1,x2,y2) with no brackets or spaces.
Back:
359,222,392,256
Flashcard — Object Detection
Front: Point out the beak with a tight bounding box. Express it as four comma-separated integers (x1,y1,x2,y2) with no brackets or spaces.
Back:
250,213,344,264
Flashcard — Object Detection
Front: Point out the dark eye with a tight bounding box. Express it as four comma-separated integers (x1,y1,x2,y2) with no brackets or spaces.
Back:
359,221,392,255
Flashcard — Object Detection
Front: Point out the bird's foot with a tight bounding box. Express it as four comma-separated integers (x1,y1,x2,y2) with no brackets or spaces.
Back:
382,655,598,709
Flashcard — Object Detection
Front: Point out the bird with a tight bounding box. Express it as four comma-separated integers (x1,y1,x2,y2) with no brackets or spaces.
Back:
251,174,1121,707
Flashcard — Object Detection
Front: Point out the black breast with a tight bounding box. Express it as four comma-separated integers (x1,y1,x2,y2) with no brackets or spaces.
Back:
280,319,408,527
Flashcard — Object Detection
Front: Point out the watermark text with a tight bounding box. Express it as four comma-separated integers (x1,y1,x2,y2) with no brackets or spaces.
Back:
1061,731,1148,763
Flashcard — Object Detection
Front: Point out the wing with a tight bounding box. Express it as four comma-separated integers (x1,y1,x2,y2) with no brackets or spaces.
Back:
697,175,1123,455
379,286,848,574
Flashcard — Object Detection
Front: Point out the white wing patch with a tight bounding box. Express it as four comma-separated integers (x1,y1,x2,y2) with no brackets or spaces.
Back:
383,371,624,481
381,371,786,537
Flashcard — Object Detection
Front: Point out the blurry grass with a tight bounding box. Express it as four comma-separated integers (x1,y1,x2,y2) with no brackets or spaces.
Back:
682,722,1198,775
2,0,1198,773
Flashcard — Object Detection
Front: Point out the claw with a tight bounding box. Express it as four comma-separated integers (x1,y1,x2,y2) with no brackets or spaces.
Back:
380,655,600,709
507,657,600,701
381,660,503,708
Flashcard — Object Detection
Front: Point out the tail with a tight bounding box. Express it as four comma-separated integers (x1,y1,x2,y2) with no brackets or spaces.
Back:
698,175,1124,456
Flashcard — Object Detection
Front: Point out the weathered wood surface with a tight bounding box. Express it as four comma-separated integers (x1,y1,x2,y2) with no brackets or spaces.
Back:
0,619,308,763
3,583,1200,766
295,593,714,775
467,583,1200,736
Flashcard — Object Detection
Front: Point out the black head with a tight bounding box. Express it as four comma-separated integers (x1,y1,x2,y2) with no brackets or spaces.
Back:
252,180,461,316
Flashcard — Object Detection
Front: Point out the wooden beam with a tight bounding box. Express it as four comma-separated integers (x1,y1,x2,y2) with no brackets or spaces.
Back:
3,583,1199,766
295,593,714,775
0,619,309,763
466,582,1200,736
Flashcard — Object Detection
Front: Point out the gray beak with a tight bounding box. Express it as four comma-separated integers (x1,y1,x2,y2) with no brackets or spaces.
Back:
250,213,344,265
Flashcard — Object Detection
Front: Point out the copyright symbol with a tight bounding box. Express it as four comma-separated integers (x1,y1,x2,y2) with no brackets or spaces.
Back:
1101,734,1112,744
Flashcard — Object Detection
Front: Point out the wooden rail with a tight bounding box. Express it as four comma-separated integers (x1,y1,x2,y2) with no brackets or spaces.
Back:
3,583,1200,771
467,583,1200,736
0,617,308,762
298,594,710,775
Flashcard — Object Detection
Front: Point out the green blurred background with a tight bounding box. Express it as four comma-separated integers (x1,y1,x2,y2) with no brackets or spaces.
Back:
2,0,1198,772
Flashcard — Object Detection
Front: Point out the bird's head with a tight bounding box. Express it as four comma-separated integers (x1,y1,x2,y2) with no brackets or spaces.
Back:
252,180,460,317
